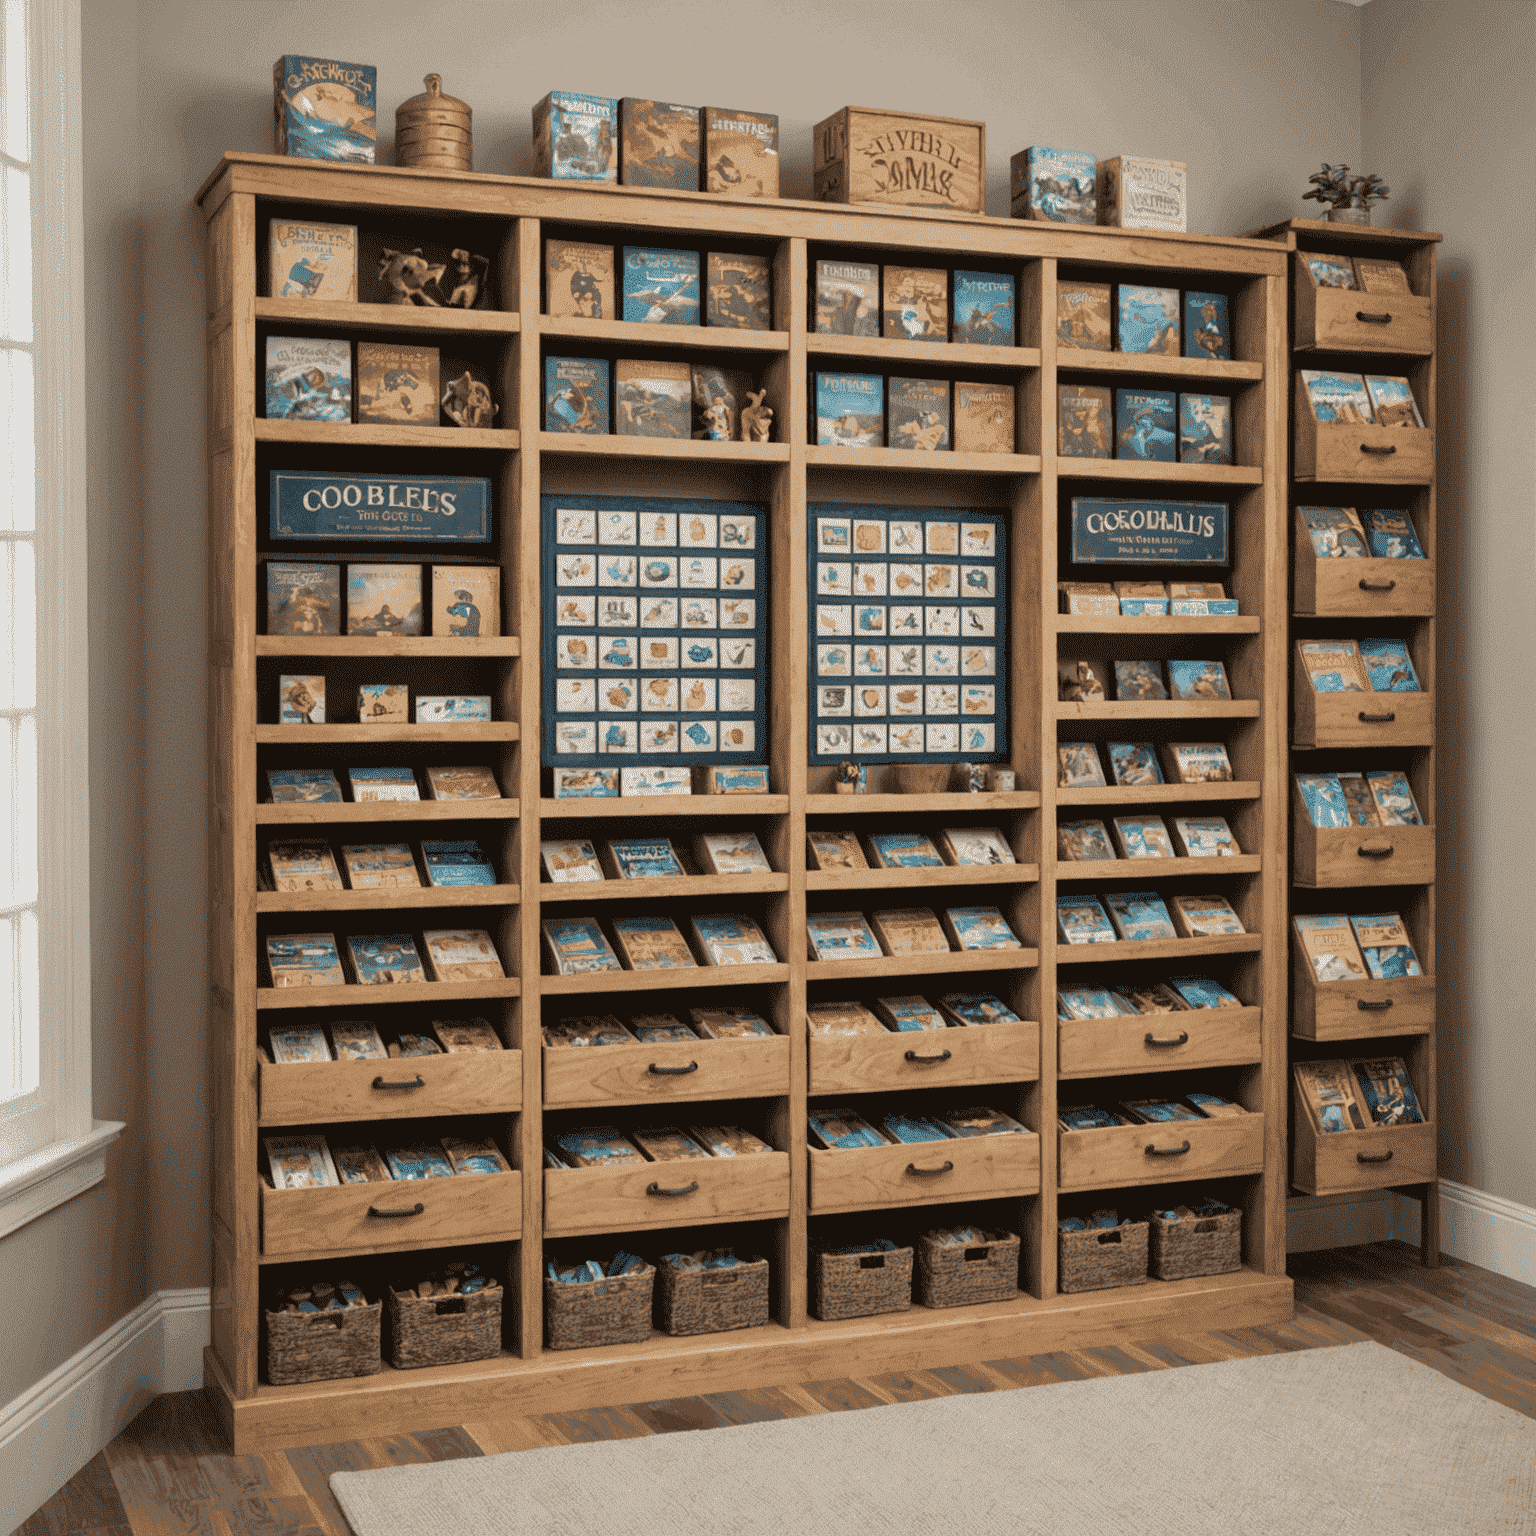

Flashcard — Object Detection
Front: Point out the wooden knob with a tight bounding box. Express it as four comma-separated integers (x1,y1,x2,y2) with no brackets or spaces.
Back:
425,73,442,97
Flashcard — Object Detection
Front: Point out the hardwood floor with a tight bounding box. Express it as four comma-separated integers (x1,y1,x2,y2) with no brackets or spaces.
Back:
18,1242,1536,1536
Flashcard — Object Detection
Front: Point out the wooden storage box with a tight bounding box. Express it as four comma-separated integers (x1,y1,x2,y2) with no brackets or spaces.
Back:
1059,1220,1149,1294
543,1152,791,1237
387,1284,502,1369
808,1132,1040,1214
1292,677,1433,753
1292,547,1435,620
807,1019,1039,1096
264,1299,381,1386
259,1172,522,1258
811,1244,914,1321
1059,1008,1261,1079
1293,263,1433,356
812,106,984,215
1148,1207,1241,1281
1058,1114,1263,1192
1291,782,1434,888
1290,947,1434,1041
1294,376,1434,484
1293,1099,1436,1196
914,1229,1019,1308
543,1035,789,1110
657,1254,770,1336
258,1050,522,1125
544,1264,655,1351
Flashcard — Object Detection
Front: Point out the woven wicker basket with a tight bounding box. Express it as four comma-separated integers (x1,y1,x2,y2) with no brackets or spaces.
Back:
658,1255,770,1336
812,1245,913,1321
265,1301,381,1385
387,1285,502,1369
545,1265,655,1350
1149,1208,1242,1281
915,1229,1019,1308
1059,1220,1150,1294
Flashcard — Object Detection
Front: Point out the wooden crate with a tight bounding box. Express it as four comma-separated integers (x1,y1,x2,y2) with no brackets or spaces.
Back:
258,1050,523,1125
1058,1115,1264,1192
1294,376,1434,483
1058,1007,1262,1078
1292,548,1435,618
542,1035,790,1110
1292,262,1433,355
1291,789,1434,889
1290,947,1434,1041
812,106,985,214
543,1152,792,1237
808,1133,1040,1214
1292,648,1434,749
1293,1097,1436,1195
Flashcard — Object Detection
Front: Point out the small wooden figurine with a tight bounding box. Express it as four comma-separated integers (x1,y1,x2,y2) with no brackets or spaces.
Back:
442,371,498,429
740,389,773,442
834,759,861,795
395,74,472,173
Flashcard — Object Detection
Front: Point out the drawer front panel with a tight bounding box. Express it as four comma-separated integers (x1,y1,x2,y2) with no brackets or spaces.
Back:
1058,1115,1263,1191
1292,967,1435,1040
1293,688,1434,750
1306,288,1434,355
808,1134,1040,1213
808,1020,1039,1095
543,1037,790,1109
259,1052,523,1125
543,1152,790,1236
260,1172,522,1257
1058,1009,1260,1078
1299,556,1435,619
1295,824,1434,888
1295,1119,1435,1195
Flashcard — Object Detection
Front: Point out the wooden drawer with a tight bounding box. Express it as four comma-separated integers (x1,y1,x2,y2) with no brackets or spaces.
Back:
808,1133,1040,1214
543,1036,789,1110
1293,1113,1435,1196
1058,1114,1263,1191
1294,271,1433,356
1294,376,1434,485
1291,951,1434,1040
543,1151,790,1237
1058,1008,1260,1078
1291,810,1435,890
258,1051,523,1126
1292,682,1433,750
808,1020,1039,1095
259,1171,522,1258
1293,552,1435,619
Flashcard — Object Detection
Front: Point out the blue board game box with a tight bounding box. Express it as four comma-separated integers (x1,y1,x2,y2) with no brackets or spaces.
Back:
273,56,377,163
534,91,619,181
1184,291,1231,360
1009,147,1097,223
815,373,884,447
545,357,611,434
952,271,1015,345
1116,389,1177,462
1069,499,1229,565
622,247,700,324
269,473,490,543
1179,394,1232,464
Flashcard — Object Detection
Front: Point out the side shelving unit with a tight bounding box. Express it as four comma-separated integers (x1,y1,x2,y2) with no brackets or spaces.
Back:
201,153,1294,1451
1253,219,1440,1260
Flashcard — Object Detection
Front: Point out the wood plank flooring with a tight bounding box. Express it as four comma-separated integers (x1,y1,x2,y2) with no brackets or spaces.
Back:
18,1242,1535,1536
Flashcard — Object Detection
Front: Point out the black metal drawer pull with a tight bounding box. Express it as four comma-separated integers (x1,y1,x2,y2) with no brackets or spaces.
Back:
1357,1150,1394,1165
906,1160,955,1178
372,1075,425,1090
904,1048,953,1064
1358,711,1396,723
1360,443,1398,455
1358,998,1394,1012
1358,578,1397,592
647,1061,699,1076
1358,844,1395,859
368,1202,425,1219
1145,1031,1189,1048
1145,1141,1191,1158
647,1180,700,1198
1356,311,1393,324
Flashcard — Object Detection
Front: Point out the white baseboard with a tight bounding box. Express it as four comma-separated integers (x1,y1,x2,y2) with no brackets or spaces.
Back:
0,1285,210,1535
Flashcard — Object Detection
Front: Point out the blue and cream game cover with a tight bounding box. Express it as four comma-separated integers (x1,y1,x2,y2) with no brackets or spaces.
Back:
265,337,350,422
1116,389,1177,461
952,272,1015,345
1009,147,1097,222
816,373,884,447
266,561,339,635
273,57,376,163
1117,286,1180,354
268,219,357,302
622,247,700,324
545,357,610,434
1362,507,1425,559
1179,394,1231,464
1183,292,1231,360
1359,638,1422,691
1300,506,1369,558
534,91,619,181
1295,772,1350,828
1302,371,1374,423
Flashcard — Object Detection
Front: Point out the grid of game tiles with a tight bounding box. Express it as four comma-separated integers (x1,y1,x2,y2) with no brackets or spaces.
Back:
543,496,768,766
810,505,1006,764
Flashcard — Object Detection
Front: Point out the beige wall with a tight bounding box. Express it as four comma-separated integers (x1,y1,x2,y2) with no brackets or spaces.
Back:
1361,0,1536,1208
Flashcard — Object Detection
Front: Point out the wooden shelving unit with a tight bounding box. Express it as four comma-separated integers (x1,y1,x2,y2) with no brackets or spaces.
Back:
200,153,1293,1450
1251,219,1440,1259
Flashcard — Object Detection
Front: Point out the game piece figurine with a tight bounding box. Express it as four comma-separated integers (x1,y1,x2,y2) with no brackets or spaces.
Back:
441,370,498,428
740,389,773,442
834,759,861,796
376,245,489,308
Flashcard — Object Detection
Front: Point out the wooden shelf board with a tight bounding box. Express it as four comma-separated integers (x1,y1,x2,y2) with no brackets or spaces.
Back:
539,873,789,904
536,432,790,463
257,1231,524,1267
255,979,521,1011
1057,351,1262,384
255,636,520,658
806,863,1040,892
807,948,1039,981
1056,855,1261,882
1055,782,1261,808
1054,616,1260,635
253,298,522,334
212,1267,1293,1449
1055,460,1262,486
255,724,519,744
1055,934,1262,966
805,445,1042,475
1055,701,1260,721
540,796,789,819
255,419,518,451
1245,216,1441,249
539,316,790,352
804,333,1041,370
805,791,1040,815
540,963,790,995
257,885,521,914
256,801,519,825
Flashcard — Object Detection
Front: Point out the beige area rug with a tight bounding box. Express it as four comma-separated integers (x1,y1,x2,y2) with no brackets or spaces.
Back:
331,1342,1535,1535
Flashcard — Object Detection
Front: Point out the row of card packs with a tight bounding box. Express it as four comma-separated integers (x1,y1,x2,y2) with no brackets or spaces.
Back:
264,765,501,804
266,560,499,637
1058,892,1245,944
264,930,505,987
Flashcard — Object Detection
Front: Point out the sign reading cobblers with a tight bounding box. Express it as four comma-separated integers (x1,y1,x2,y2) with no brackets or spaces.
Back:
269,472,491,542
1069,498,1229,565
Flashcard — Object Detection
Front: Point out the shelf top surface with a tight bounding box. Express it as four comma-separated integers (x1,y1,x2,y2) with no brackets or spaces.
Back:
197,153,1288,266
1246,217,1442,249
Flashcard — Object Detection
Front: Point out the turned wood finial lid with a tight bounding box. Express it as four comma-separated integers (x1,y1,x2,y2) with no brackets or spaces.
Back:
397,72,471,124
395,72,472,170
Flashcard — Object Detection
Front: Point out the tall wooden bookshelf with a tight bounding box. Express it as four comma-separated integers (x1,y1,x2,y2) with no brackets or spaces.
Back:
200,153,1293,1450
1252,220,1439,1260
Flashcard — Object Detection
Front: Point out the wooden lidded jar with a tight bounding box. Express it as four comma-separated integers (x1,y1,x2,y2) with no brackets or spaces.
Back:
395,74,472,172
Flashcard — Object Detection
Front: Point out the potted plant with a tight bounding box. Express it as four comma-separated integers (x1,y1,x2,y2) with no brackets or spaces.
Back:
1303,164,1391,226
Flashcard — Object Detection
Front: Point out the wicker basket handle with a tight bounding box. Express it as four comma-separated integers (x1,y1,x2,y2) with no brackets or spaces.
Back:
1095,1230,1123,1246
1144,1140,1191,1158
858,1254,886,1269
647,1060,699,1076
434,1296,466,1315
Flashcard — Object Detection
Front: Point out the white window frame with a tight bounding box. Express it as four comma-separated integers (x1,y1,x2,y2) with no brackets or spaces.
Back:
0,0,120,1240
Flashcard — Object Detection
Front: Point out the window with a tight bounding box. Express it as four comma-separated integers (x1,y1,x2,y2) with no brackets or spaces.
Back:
0,0,119,1238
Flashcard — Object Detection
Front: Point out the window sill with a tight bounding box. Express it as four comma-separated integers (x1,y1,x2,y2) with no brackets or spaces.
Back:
0,1121,126,1241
